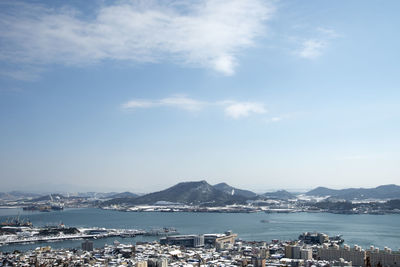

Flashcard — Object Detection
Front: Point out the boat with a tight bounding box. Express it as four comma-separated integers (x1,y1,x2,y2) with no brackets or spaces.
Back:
0,216,32,228
329,234,344,244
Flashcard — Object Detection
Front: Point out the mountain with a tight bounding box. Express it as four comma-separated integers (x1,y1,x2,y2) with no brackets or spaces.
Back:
213,183,257,198
306,187,339,197
103,180,248,206
28,194,67,202
0,192,12,200
107,192,138,199
69,192,118,198
306,184,400,200
0,191,43,200
262,190,296,200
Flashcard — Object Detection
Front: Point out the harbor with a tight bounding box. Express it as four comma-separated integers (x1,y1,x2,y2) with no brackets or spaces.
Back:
1,208,399,253
0,217,177,247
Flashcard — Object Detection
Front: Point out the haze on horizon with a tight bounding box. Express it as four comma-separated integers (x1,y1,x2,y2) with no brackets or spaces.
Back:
0,0,399,193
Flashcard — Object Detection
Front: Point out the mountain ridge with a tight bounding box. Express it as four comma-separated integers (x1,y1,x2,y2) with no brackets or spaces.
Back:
102,180,248,206
213,182,257,198
262,190,296,200
306,184,400,200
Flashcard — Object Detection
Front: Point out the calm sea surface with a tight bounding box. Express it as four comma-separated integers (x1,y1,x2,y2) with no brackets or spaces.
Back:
1,208,399,252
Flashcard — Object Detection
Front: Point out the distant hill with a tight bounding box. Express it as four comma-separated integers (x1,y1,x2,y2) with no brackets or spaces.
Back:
0,192,13,200
71,192,118,198
213,183,257,198
103,180,248,206
306,187,338,197
0,191,43,200
306,184,400,200
29,194,67,202
262,190,296,200
107,192,138,199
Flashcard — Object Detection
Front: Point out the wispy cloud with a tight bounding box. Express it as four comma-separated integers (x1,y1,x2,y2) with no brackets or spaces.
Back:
220,101,267,119
298,39,326,59
268,116,283,123
295,27,339,59
0,0,274,79
122,96,205,111
122,96,267,119
317,27,341,38
0,68,42,82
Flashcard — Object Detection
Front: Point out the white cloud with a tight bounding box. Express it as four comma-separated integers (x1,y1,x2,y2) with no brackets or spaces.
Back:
212,55,236,76
293,27,339,59
0,0,273,78
122,96,266,119
0,68,42,81
271,117,281,121
270,116,282,122
317,27,340,38
122,96,205,111
121,100,157,109
297,39,326,59
159,96,205,111
222,101,267,119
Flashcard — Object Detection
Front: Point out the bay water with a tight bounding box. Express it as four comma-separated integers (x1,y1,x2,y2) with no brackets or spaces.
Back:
1,208,399,252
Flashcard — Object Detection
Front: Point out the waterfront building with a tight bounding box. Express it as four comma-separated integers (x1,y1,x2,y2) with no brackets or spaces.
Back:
366,246,400,267
317,243,365,266
81,240,93,251
205,230,237,249
285,244,311,260
160,234,204,247
160,231,237,248
300,248,313,260
299,232,329,245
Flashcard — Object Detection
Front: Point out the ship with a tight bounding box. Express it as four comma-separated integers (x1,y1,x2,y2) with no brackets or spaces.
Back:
23,205,64,212
298,232,345,245
329,234,345,244
0,216,32,227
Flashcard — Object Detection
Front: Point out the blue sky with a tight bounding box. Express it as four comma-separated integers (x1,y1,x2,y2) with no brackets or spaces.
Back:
0,0,399,193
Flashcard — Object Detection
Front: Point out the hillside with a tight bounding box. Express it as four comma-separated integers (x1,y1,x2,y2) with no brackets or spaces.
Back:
0,191,43,200
306,187,338,197
262,190,296,200
213,182,257,198
103,180,248,206
29,194,67,202
306,184,400,200
107,192,138,199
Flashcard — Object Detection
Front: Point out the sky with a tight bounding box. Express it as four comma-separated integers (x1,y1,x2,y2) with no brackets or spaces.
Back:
0,0,399,193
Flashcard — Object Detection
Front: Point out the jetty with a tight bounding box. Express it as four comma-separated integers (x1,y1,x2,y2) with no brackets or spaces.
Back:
0,225,177,246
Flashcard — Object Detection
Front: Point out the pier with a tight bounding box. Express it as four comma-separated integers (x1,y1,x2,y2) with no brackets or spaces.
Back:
0,226,177,246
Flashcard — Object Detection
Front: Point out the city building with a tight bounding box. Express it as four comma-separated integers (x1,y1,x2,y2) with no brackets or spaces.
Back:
81,240,93,251
366,246,400,267
160,234,204,247
285,244,311,259
299,232,329,245
318,243,365,266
